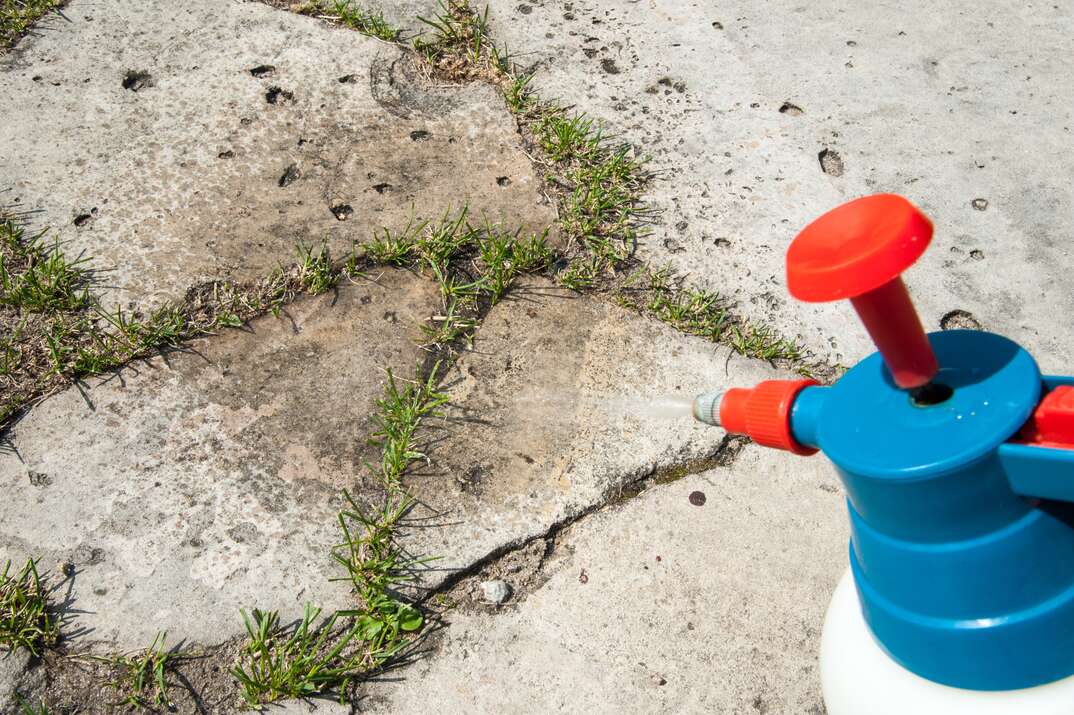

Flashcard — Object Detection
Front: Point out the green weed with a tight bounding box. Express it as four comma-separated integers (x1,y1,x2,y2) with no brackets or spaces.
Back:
322,1,400,41
504,72,535,113
296,240,337,295
477,226,552,304
0,219,91,313
416,1,489,63
0,0,61,48
369,364,449,485
101,632,181,709
366,221,424,266
232,606,368,706
558,255,603,291
421,299,478,347
0,558,58,656
333,492,425,655
537,111,603,163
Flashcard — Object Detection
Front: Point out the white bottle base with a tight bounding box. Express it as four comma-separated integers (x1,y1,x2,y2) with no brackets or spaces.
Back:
821,570,1074,714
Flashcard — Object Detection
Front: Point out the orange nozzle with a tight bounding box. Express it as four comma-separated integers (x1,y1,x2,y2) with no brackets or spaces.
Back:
719,379,819,455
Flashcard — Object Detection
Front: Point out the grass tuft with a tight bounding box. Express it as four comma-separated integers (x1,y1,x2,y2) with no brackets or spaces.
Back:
0,558,58,656
618,266,804,363
369,363,449,485
320,0,400,41
232,362,447,707
0,0,62,49
232,605,368,706
0,218,91,313
332,492,426,652
296,240,337,295
99,632,182,710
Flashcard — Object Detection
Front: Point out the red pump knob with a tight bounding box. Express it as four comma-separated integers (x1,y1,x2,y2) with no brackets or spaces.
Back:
787,194,938,389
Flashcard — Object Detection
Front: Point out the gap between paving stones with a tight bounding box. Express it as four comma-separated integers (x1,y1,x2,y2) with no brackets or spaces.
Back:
1,0,844,710
288,0,835,375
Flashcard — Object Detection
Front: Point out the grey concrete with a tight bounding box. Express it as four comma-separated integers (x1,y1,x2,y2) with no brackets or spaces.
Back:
365,446,846,714
0,271,438,649
0,272,803,651
487,0,1074,371
403,279,798,587
0,650,43,713
0,0,553,311
268,698,350,715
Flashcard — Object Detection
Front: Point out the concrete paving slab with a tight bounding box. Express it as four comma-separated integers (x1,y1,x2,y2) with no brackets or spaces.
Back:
268,698,351,715
0,650,43,713
0,267,805,654
0,0,553,311
486,0,1074,370
364,446,847,714
403,279,806,587
0,270,438,649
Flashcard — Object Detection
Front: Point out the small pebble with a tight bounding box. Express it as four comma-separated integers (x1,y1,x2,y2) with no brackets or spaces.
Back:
972,198,989,211
480,579,511,604
689,490,707,506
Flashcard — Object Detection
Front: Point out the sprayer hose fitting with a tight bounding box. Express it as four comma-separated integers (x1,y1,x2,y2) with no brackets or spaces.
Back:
693,390,726,427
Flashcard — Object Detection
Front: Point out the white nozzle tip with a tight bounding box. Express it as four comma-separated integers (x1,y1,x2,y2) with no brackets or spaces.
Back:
693,390,724,426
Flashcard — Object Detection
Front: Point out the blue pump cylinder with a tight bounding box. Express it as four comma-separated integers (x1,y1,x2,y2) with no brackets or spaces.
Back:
790,329,1074,690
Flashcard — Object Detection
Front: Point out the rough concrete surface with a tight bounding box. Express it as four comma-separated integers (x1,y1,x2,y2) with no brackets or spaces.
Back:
0,650,44,713
0,0,554,311
6,0,1064,710
487,0,1074,370
403,280,800,587
0,264,807,655
268,698,351,715
365,447,846,714
0,271,437,649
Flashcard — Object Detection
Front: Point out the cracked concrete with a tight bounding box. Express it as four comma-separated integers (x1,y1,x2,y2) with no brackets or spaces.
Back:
486,0,1074,370
402,279,801,592
4,0,1067,711
364,446,846,714
0,0,554,311
0,271,438,649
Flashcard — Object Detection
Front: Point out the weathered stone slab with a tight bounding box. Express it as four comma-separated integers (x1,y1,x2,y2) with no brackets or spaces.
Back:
487,0,1074,370
0,270,437,649
365,446,846,713
0,0,553,311
402,280,809,585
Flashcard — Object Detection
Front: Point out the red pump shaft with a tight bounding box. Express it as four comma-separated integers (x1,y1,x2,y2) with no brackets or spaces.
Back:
850,278,938,389
787,194,939,390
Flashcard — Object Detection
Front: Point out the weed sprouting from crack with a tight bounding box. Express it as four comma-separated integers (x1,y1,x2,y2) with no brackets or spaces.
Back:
0,558,58,656
0,221,91,312
0,0,63,49
232,605,372,706
91,631,186,710
232,365,448,707
286,0,807,367
617,266,805,363
369,363,450,486
311,0,401,41
296,239,337,295
0,207,313,431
